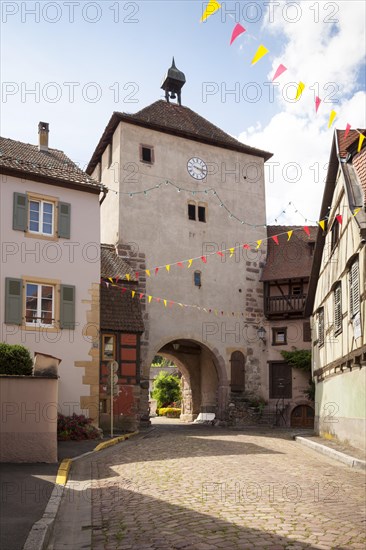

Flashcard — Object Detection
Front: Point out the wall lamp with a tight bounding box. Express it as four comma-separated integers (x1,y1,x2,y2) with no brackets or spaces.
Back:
257,326,267,344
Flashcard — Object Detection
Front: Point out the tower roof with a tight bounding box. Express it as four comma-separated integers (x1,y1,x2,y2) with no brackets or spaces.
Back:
87,100,272,174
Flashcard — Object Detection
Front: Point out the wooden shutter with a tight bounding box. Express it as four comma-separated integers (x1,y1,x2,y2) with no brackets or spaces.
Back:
58,202,71,239
303,321,311,342
13,193,28,231
230,351,245,391
318,308,324,346
60,285,75,329
5,278,23,325
349,259,360,318
334,284,342,333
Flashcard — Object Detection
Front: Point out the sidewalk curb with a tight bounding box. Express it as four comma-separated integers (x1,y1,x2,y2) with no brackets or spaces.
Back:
22,431,140,550
295,436,366,470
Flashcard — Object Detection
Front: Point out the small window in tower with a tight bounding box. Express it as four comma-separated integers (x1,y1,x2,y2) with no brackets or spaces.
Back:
140,145,154,164
108,142,113,168
198,206,206,223
188,203,196,220
194,271,201,288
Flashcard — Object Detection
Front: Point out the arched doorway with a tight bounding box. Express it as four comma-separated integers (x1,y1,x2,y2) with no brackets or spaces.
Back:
151,338,228,422
290,405,314,428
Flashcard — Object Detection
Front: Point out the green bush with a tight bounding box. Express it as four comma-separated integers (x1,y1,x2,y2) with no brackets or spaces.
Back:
0,343,33,375
57,413,101,441
152,371,181,409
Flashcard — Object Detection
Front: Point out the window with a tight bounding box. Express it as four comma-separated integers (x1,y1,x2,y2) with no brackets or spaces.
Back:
272,327,287,345
198,205,206,223
188,203,196,220
25,283,54,327
29,199,54,235
4,278,75,329
330,219,340,252
318,308,324,347
102,334,116,360
194,271,201,288
349,258,360,318
140,145,154,164
290,284,302,296
13,193,71,239
108,142,113,168
334,283,342,335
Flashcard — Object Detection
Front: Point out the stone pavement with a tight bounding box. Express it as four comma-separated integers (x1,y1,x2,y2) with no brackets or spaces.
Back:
49,420,366,550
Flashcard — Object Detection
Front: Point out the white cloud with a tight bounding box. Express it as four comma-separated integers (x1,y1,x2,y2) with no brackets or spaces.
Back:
238,0,366,225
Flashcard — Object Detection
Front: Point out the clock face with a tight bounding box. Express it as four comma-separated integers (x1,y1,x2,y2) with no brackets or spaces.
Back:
187,157,208,180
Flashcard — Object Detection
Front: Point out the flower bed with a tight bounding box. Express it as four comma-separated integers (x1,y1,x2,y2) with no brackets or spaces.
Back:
157,407,181,418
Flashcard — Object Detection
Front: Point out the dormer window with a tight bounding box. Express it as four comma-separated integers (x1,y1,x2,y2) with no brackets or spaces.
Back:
140,145,154,165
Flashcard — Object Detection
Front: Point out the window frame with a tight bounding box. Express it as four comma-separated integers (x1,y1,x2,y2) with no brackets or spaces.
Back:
28,198,55,237
334,282,342,335
139,144,154,165
24,279,56,328
318,307,324,347
102,334,116,361
194,270,202,288
349,257,360,319
188,202,196,221
272,327,287,346
198,205,206,223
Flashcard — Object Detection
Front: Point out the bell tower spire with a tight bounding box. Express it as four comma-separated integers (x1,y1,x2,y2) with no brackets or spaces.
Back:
161,57,186,106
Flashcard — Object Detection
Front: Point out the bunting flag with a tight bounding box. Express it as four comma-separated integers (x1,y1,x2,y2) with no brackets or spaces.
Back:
315,96,321,113
139,293,144,299
155,267,159,275
303,226,310,236
135,272,139,280
256,240,262,249
353,208,361,216
106,282,110,288
177,262,183,268
146,269,151,277
287,230,293,241
328,110,337,128
230,23,246,45
121,288,127,294
229,247,235,257
295,82,305,100
201,256,207,263
336,214,343,225
251,45,269,65
200,0,221,22
272,64,287,81
187,259,193,268
357,133,365,152
131,290,135,298
163,299,167,307
148,295,152,303
344,123,351,139
108,277,113,283
318,220,325,231
165,264,170,272
217,251,224,257
272,235,279,245
243,244,250,249
125,274,130,281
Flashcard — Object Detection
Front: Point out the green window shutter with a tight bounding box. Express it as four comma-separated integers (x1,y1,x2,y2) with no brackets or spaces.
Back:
60,285,75,329
5,278,23,325
13,193,28,231
58,202,71,239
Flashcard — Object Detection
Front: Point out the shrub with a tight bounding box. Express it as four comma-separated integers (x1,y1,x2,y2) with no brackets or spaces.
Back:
152,371,181,409
158,407,181,418
0,343,33,376
57,413,101,441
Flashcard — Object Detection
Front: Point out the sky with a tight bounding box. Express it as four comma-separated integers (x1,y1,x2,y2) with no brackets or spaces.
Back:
1,0,365,225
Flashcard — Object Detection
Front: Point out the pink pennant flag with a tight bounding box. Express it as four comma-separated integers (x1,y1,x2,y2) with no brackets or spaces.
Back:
156,297,161,303
201,256,207,263
217,251,224,257
121,288,127,294
272,235,279,245
315,96,321,113
230,23,246,45
139,293,144,299
303,226,310,236
336,214,343,225
243,244,250,249
155,267,159,276
135,272,139,280
272,64,287,81
177,262,183,268
344,123,351,139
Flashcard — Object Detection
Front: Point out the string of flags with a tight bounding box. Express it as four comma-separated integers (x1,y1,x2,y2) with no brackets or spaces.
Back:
200,1,366,144
103,208,361,288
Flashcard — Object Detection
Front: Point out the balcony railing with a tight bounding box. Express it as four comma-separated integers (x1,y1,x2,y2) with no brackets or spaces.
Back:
265,294,306,316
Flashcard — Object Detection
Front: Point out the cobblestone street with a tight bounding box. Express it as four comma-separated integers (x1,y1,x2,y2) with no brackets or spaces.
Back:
52,420,366,550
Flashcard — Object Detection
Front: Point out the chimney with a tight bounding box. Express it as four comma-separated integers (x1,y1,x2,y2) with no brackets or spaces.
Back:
38,122,49,152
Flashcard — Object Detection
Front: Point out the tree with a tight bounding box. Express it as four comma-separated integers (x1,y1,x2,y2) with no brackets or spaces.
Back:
152,371,181,408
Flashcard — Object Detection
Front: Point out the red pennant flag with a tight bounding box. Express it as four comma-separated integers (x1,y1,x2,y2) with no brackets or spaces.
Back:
155,267,159,276
169,301,173,307
135,272,139,280
344,123,351,138
201,256,207,263
115,276,120,283
217,251,224,257
230,23,246,45
177,262,183,267
303,226,310,236
139,293,144,299
243,244,250,249
156,297,160,303
315,96,321,113
272,235,279,245
336,214,343,224
121,288,127,294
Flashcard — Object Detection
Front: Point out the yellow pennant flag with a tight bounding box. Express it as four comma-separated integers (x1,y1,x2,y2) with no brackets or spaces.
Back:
251,44,269,65
163,299,167,307
131,290,135,298
178,303,183,307
353,207,361,216
295,82,305,100
328,110,337,128
108,278,113,283
148,295,152,303
229,248,235,257
146,270,151,277
318,220,325,231
214,309,218,316
256,240,262,249
165,264,170,272
287,230,293,241
125,274,130,281
200,0,221,22
358,133,365,152
187,259,193,268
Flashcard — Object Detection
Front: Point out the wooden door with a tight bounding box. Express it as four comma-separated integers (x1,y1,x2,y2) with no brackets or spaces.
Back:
269,362,292,398
230,351,245,392
291,405,314,428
